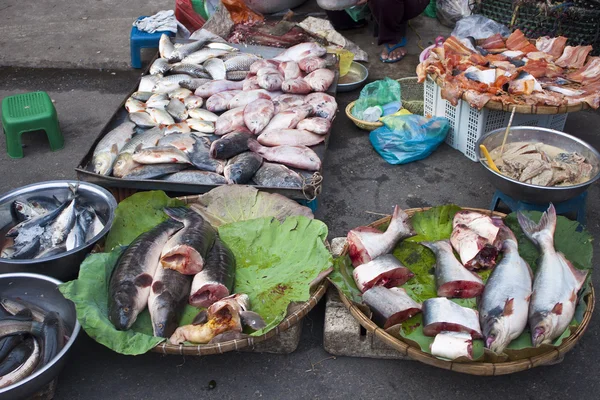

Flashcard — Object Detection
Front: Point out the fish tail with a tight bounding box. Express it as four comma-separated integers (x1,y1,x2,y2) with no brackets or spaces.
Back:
387,205,416,236
496,224,517,245
517,204,556,246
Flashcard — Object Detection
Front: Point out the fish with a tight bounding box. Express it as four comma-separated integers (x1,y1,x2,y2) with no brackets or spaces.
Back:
152,74,195,94
278,61,302,80
0,334,27,372
147,108,176,126
257,73,284,91
11,200,43,222
41,196,77,248
179,78,212,91
450,211,503,270
224,152,263,184
86,210,105,241
92,121,136,175
243,99,275,134
544,86,585,97
250,59,280,73
247,139,321,171
257,128,324,147
214,107,246,135
131,91,153,102
479,227,532,353
464,66,496,85
262,104,313,131
158,133,197,153
362,286,422,329
225,54,261,72
66,207,94,251
226,71,250,81
352,254,415,292
186,109,218,123
305,92,338,121
298,56,328,73
556,45,593,69
0,338,40,389
195,79,244,98
0,332,24,364
132,146,191,165
108,219,183,330
169,63,210,79
148,261,192,338
145,93,170,110
347,206,416,267
518,204,588,347
422,297,483,338
422,240,484,298
125,97,146,113
138,74,162,92
6,197,67,238
168,39,209,62
162,170,227,184
0,299,47,323
112,127,164,177
242,76,260,91
128,112,157,129
166,98,188,122
210,130,254,160
228,89,275,110
39,311,64,367
296,117,330,135
164,122,191,135
430,331,473,360
272,94,306,114
123,163,187,180
184,95,204,109
206,42,238,51
206,90,242,112
256,66,282,78
168,88,193,102
204,58,226,80
282,78,312,94
304,68,335,92
150,58,171,75
187,118,215,134
159,34,175,59
252,162,304,188
180,49,229,65
160,207,217,275
189,236,236,307
274,42,327,62
187,136,225,174
34,245,66,259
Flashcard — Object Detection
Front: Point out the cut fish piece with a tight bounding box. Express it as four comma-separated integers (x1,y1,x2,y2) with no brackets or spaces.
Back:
422,297,482,338
352,254,414,293
430,331,473,360
363,286,422,329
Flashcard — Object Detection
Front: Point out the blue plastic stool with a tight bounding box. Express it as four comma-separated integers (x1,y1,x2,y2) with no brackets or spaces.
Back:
489,190,587,226
130,17,176,68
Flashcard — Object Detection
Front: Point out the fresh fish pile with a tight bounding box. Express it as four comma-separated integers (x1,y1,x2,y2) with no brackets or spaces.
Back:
0,297,66,388
0,185,105,260
90,40,337,188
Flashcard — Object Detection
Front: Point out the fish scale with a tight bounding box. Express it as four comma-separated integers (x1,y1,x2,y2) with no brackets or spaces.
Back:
224,55,261,72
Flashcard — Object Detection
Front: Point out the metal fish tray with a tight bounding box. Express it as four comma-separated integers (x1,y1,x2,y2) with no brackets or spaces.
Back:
75,45,338,201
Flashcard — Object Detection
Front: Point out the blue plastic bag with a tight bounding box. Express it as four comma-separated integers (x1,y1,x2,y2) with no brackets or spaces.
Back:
369,115,449,165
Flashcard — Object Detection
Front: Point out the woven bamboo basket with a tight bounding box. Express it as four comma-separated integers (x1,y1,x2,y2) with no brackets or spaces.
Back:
336,206,595,375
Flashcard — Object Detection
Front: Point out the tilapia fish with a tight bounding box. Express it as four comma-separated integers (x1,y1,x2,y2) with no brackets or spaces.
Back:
422,240,484,299
188,136,225,174
305,93,337,121
298,56,328,73
518,204,588,347
273,94,306,114
352,254,414,293
256,67,281,78
430,332,473,360
450,211,503,270
147,108,175,126
160,207,217,275
162,170,227,185
164,122,191,135
347,205,416,267
282,78,312,94
262,104,312,131
109,219,183,330
296,117,331,135
228,89,275,110
148,261,192,338
168,88,193,102
304,69,335,92
422,297,483,338
188,108,219,122
363,286,422,329
123,163,187,180
215,107,246,135
204,58,226,80
158,132,196,153
258,73,284,91
184,95,203,109
210,130,253,160
278,61,302,80
247,139,321,171
257,129,324,147
242,76,260,91
206,90,242,113
195,80,244,98
250,59,280,73
274,42,327,62
92,120,136,175
189,236,236,307
479,227,532,353
224,152,263,184
166,98,188,122
244,99,275,134
132,146,190,165
252,162,304,188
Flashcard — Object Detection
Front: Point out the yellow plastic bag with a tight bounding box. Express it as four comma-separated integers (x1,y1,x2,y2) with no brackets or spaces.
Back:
386,108,413,118
327,47,354,77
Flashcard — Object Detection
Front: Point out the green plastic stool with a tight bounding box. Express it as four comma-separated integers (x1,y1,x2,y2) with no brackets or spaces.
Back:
1,91,64,158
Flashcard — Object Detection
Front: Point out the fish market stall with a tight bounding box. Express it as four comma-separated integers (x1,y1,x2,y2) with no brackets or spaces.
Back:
329,205,594,375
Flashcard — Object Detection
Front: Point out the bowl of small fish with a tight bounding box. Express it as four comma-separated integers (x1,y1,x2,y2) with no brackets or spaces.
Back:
0,273,81,400
0,180,117,280
477,126,600,204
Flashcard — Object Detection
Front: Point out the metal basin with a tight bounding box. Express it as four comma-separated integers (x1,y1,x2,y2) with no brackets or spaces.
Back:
245,0,308,14
0,180,117,281
0,273,81,400
337,62,368,93
476,126,600,204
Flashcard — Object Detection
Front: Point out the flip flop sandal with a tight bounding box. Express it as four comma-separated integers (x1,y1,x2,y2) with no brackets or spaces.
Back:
379,39,408,64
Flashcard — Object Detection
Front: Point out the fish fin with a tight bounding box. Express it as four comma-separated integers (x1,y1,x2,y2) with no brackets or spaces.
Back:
569,290,578,303
134,273,153,288
551,302,563,315
517,204,556,246
151,280,164,294
163,206,191,221
246,138,261,152
386,205,416,237
192,310,208,326
240,311,266,330
503,298,514,316
110,144,119,155
557,251,588,289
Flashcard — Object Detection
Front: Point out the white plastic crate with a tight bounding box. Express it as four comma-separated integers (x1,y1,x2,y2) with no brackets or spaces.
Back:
424,78,568,161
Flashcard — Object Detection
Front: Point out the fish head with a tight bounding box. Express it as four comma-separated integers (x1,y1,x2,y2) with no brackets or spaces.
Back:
109,285,138,331
151,294,179,338
530,311,556,347
112,154,137,178
93,152,115,175
483,318,511,353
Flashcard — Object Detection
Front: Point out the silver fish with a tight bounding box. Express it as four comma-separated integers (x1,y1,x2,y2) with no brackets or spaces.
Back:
131,91,153,101
184,95,203,109
113,127,164,177
224,54,260,72
164,122,191,135
86,210,105,242
123,163,187,180
422,297,483,338
158,133,197,153
44,198,78,247
187,118,215,133
224,152,263,184
206,42,238,52
65,208,94,251
92,121,136,175
166,99,188,122
180,49,229,65
129,111,158,128
518,204,588,347
179,78,212,91
159,34,175,59
247,139,321,171
138,74,162,92
125,97,146,113
150,58,171,75
153,74,194,94
251,162,303,188
148,108,176,126
430,331,473,360
204,58,226,80
363,286,422,329
163,170,227,184
188,136,225,174
132,146,191,165
169,63,210,79
145,93,170,110
168,88,193,102
352,254,415,293
168,39,209,62
226,71,250,81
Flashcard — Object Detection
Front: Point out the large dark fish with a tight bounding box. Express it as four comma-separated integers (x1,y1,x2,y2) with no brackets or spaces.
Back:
362,286,422,329
0,338,34,377
123,163,188,180
108,219,183,331
188,136,225,174
148,262,192,338
223,152,263,184
209,131,253,160
38,311,64,368
0,338,40,389
160,207,217,275
189,237,236,308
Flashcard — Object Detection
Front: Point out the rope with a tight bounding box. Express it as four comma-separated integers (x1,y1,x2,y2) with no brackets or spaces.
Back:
408,20,425,51
301,172,323,201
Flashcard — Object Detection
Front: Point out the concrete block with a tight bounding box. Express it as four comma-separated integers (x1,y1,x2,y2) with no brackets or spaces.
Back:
323,288,410,360
242,322,302,355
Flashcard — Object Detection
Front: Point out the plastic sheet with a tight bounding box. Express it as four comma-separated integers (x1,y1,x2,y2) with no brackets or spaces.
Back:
222,0,264,24
352,78,401,120
369,115,449,165
436,0,471,28
451,14,511,40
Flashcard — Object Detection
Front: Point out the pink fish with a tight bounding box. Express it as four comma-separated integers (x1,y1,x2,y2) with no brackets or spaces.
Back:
257,128,324,147
262,104,312,131
228,89,275,110
257,73,284,91
195,80,244,98
214,106,246,135
257,67,281,77
206,90,242,112
282,78,312,94
243,99,275,134
304,68,335,92
278,61,302,79
247,139,321,170
273,94,306,114
352,254,414,292
242,76,260,91
296,117,331,135
450,211,503,270
274,42,327,62
347,205,416,267
304,92,338,121
249,59,280,73
298,56,328,73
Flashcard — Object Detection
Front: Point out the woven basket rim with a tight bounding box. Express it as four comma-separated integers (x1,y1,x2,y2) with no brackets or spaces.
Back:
335,206,595,375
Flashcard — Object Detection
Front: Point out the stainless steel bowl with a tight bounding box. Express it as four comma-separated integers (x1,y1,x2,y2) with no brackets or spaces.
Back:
337,61,368,93
0,273,81,400
476,126,600,204
0,180,117,280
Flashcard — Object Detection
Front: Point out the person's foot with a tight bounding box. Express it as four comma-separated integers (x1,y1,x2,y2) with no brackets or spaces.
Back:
380,40,408,63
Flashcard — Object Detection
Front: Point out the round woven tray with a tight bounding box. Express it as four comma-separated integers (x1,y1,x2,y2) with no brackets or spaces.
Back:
336,206,595,375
